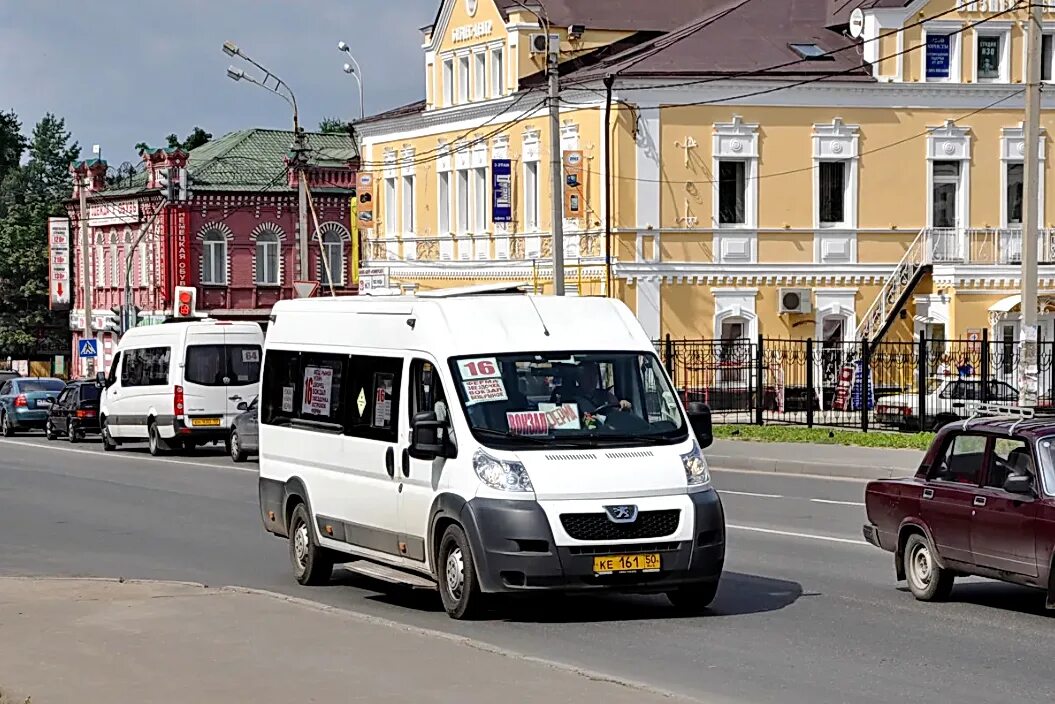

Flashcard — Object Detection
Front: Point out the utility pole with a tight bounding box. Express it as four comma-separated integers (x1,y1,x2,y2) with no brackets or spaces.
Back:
1021,0,1042,406
548,35,565,296
77,175,95,378
294,131,309,281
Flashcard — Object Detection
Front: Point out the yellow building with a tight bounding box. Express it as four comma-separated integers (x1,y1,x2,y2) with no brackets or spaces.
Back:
355,0,1055,351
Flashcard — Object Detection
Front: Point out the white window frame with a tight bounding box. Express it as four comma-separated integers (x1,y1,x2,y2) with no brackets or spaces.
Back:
921,22,963,84
471,166,487,235
1022,25,1055,83
320,231,345,287
438,170,451,235
255,230,281,286
473,49,487,100
457,54,470,104
490,45,504,97
441,56,454,106
712,116,758,264
812,118,859,233
383,176,398,237
402,174,415,234
973,23,1011,84
456,168,469,234
201,231,228,286
925,120,971,231
1000,124,1047,229
524,160,539,232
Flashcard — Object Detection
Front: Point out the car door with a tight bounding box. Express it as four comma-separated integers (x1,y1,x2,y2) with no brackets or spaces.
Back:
399,357,451,567
921,432,988,565
223,333,262,429
56,388,73,434
182,329,228,430
971,436,1039,577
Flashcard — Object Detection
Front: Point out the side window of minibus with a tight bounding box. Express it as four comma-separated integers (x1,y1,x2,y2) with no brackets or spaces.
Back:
408,358,449,424
345,355,402,443
261,349,300,427
107,351,122,387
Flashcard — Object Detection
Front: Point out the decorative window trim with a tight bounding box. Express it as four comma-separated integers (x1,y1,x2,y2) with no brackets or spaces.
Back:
972,22,1012,84
316,221,350,288
1000,123,1047,228
400,147,416,176
812,118,860,231
921,22,963,84
712,115,759,232
926,120,972,230
712,288,759,340
814,288,858,342
383,148,397,179
197,222,233,287
522,128,541,163
250,222,286,287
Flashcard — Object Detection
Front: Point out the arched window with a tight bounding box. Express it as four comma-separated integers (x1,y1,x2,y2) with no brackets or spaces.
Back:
255,230,281,285
201,230,228,285
110,232,121,290
320,231,345,287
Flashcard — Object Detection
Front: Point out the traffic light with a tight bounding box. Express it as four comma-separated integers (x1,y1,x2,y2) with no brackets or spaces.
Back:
157,167,175,201
178,168,192,202
174,286,196,318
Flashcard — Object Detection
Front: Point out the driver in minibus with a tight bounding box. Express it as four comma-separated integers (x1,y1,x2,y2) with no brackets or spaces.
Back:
552,362,631,413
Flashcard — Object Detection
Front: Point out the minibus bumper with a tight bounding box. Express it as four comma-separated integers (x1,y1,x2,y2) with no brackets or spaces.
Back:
460,489,725,594
171,418,229,442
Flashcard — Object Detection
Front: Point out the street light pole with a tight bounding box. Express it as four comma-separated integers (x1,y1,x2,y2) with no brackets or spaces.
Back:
224,41,309,282
548,38,565,296
77,175,94,377
338,42,366,120
1021,1,1042,405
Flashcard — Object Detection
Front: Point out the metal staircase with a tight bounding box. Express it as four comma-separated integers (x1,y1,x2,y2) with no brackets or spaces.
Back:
855,228,931,346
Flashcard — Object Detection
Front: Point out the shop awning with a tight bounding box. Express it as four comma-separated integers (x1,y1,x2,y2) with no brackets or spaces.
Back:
989,294,1021,313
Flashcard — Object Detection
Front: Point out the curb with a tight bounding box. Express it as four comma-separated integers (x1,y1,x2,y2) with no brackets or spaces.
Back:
709,454,916,480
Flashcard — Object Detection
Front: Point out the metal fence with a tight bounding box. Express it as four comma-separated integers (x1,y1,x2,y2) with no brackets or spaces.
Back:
657,333,1055,431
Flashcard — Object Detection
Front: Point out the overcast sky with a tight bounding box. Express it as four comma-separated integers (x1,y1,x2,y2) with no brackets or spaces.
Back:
0,0,436,165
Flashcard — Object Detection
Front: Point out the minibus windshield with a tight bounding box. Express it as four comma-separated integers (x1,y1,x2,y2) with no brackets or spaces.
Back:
450,351,687,449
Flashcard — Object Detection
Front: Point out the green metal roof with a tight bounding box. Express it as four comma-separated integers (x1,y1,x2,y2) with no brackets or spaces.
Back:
91,128,358,199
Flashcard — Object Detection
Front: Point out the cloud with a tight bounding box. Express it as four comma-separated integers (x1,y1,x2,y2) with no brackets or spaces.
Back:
0,0,436,163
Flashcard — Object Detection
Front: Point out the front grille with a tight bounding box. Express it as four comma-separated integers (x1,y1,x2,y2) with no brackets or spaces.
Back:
567,541,680,556
560,510,680,541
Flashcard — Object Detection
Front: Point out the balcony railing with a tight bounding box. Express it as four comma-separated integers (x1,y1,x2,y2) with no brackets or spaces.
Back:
926,228,1055,265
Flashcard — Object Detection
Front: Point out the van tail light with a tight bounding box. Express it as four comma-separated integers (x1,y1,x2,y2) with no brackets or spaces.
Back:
174,385,185,418
13,394,27,408
76,409,97,418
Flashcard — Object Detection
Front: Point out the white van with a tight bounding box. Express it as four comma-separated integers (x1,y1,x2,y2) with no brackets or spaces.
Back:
257,286,723,619
100,320,264,456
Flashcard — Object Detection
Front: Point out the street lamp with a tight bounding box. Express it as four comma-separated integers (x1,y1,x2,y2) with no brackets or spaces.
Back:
222,39,301,135
337,41,366,121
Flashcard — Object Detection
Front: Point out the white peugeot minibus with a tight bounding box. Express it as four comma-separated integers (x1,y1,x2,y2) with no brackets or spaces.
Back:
100,320,264,455
258,286,723,619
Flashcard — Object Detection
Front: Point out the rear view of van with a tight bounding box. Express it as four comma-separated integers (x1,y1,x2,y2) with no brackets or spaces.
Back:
100,320,263,455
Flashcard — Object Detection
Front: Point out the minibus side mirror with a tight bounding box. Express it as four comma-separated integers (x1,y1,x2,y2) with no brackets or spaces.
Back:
410,411,447,460
686,402,713,449
96,371,107,388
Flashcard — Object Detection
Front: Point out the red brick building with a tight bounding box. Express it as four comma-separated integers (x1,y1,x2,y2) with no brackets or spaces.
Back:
66,129,358,376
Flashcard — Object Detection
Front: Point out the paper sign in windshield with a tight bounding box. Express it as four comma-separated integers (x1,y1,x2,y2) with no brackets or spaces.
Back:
242,349,260,364
302,367,334,416
507,404,580,435
537,403,581,430
458,357,500,379
463,377,508,405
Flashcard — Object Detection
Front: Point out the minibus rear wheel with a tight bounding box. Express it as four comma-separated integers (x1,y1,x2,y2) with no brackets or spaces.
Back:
437,524,483,620
288,503,333,586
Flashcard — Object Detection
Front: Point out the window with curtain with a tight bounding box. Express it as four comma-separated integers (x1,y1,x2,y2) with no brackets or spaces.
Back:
320,231,344,287
201,230,228,285
458,55,469,103
255,230,280,285
818,161,846,226
525,160,539,230
718,160,746,225
438,171,451,234
474,51,486,100
402,175,415,234
491,47,504,96
456,168,469,233
442,58,453,106
384,177,397,235
471,166,487,233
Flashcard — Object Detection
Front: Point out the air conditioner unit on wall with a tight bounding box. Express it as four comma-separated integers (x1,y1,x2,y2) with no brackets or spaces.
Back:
529,33,559,55
779,288,812,315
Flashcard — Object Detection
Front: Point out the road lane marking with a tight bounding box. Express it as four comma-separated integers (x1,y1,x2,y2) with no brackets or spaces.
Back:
810,498,866,507
0,439,256,474
727,523,869,546
711,466,875,484
720,490,785,499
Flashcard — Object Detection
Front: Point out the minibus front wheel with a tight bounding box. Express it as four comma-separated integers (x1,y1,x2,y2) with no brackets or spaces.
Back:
437,524,484,620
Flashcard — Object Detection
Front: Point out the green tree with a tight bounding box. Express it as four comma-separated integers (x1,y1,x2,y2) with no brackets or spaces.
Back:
0,109,26,192
318,117,347,134
166,126,212,151
0,113,80,355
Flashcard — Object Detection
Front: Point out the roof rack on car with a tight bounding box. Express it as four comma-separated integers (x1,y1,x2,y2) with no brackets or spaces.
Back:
963,403,1035,434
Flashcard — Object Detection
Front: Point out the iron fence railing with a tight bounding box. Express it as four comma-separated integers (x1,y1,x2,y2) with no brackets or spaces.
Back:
658,332,1055,432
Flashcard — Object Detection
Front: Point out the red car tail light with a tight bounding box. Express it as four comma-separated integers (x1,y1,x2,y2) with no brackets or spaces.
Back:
76,409,97,418
174,385,184,418
13,394,27,408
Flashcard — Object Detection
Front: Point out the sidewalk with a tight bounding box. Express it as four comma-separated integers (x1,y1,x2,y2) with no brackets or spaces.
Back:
0,577,701,704
708,438,923,479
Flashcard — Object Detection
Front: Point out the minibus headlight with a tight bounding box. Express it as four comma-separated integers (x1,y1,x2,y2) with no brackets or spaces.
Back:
681,444,710,487
473,450,534,493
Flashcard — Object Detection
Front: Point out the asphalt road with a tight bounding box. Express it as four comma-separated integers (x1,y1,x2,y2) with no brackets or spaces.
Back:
1,434,1053,704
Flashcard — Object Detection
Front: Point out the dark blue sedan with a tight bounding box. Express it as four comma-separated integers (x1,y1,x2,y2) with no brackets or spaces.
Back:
0,377,66,436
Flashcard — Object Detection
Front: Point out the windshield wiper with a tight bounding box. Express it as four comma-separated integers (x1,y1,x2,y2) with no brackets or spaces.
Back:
471,427,554,444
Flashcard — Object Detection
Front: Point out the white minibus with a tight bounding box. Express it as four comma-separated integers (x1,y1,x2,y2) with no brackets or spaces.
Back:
257,286,723,619
100,320,264,455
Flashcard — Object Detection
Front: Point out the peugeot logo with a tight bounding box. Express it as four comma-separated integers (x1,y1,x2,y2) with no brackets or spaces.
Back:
604,505,638,523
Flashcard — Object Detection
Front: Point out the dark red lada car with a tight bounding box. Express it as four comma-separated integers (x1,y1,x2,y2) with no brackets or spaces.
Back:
863,413,1055,607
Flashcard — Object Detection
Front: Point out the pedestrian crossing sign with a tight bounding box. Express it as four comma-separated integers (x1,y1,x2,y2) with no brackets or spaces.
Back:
78,339,98,358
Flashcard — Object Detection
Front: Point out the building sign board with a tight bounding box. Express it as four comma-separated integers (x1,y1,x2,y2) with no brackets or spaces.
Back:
963,0,1055,13
174,207,190,287
452,20,493,42
492,159,513,223
87,199,139,227
925,34,950,79
47,217,71,310
358,267,389,294
357,173,375,231
562,150,584,221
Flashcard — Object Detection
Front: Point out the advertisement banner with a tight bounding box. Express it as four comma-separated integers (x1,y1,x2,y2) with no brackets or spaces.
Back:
492,159,512,223
925,34,951,79
356,173,374,230
87,199,139,227
850,360,875,412
358,267,389,294
562,150,584,220
831,364,854,411
47,217,71,310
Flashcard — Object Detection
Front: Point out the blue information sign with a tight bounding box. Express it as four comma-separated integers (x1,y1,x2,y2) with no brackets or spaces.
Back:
492,158,512,223
926,34,950,79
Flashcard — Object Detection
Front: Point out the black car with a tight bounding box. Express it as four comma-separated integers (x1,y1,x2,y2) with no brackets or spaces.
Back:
46,380,102,443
